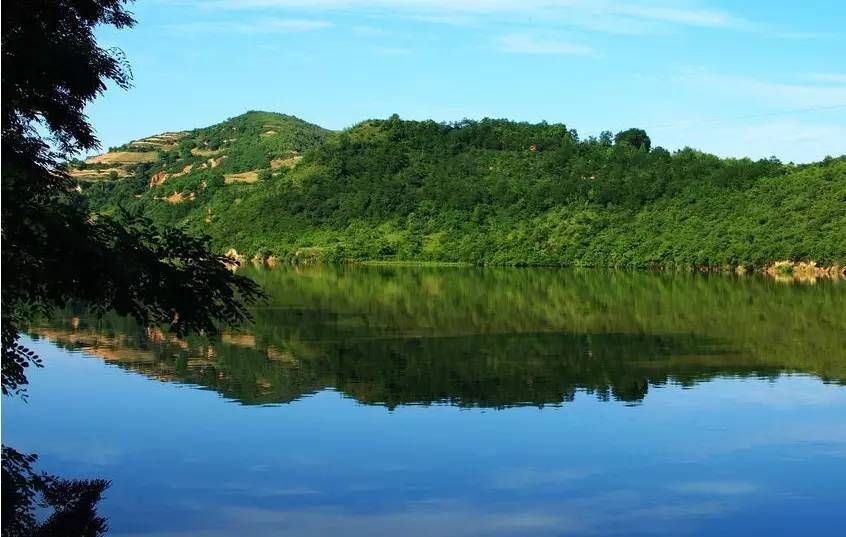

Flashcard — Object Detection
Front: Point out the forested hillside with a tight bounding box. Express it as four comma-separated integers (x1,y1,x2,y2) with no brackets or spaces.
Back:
78,112,846,270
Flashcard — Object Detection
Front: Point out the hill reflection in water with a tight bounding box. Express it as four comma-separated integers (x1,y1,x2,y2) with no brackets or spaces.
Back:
30,265,846,408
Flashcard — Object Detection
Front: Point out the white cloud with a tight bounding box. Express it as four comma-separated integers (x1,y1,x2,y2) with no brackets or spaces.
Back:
648,69,846,161
678,69,846,108
673,481,757,495
166,17,332,34
218,502,584,537
202,0,750,32
205,0,572,12
491,467,593,490
657,118,846,163
616,4,741,28
352,25,391,37
498,33,598,56
775,30,838,39
374,47,412,55
808,73,846,85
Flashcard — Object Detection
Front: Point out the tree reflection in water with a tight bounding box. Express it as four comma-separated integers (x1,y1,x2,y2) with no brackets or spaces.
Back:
28,265,846,409
2,447,109,537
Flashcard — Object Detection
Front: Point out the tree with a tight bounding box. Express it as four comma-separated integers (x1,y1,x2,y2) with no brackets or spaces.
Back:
2,1,262,532
2,0,261,396
614,128,651,151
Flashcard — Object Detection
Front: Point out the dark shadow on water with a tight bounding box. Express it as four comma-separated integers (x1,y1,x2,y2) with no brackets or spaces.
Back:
1,446,109,537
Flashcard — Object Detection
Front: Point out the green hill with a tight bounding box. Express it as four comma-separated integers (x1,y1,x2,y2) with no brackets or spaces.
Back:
78,110,330,197
77,113,846,270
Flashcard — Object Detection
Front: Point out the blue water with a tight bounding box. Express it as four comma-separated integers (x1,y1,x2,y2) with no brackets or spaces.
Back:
5,266,846,536
5,336,846,537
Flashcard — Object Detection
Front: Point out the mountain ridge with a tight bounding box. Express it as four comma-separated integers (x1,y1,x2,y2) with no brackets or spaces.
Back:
75,111,846,273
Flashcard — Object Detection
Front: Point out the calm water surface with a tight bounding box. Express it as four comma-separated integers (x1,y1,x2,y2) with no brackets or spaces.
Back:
5,266,846,536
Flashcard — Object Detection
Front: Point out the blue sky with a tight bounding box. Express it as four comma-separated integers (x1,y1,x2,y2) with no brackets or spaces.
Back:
89,0,846,162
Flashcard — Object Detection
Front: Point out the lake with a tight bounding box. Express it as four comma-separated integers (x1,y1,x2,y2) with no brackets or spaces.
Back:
5,266,846,536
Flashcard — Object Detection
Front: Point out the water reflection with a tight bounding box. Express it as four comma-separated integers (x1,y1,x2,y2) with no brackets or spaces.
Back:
29,266,846,408
9,268,846,536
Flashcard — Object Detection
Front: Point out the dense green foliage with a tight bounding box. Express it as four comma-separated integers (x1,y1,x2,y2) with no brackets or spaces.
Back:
2,3,264,532
83,111,330,219
83,113,846,268
614,127,651,151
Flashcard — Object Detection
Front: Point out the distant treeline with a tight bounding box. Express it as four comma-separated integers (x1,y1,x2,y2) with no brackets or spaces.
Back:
82,112,846,268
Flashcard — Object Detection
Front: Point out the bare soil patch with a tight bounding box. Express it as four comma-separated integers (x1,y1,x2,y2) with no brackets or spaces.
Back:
224,171,260,184
270,153,302,169
86,151,159,165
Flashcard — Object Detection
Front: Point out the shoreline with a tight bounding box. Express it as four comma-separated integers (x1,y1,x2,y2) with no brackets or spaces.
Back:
228,250,845,282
